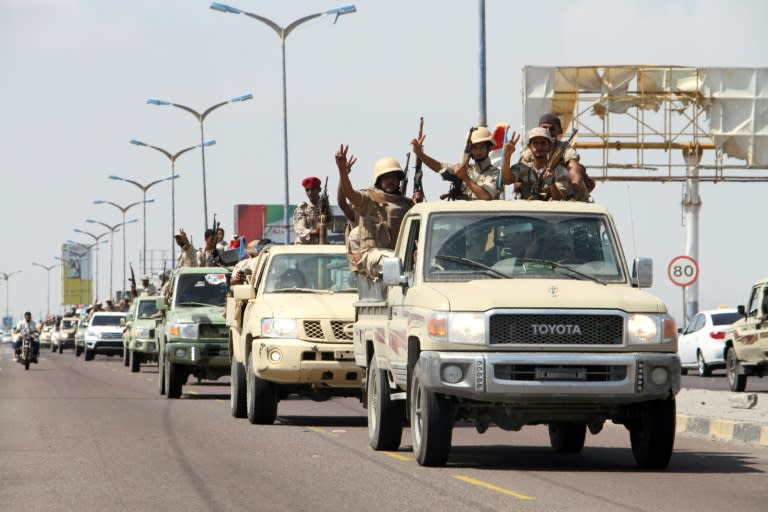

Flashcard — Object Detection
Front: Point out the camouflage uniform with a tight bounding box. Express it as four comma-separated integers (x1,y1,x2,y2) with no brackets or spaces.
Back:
439,156,502,200
292,200,322,245
519,139,579,169
354,188,413,277
510,162,571,200
197,247,221,267
177,242,198,268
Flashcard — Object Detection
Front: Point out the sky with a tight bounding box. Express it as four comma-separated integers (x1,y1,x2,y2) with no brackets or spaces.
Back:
1,0,766,326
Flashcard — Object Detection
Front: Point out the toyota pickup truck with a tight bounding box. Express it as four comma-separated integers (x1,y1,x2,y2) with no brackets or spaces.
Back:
725,277,768,391
227,244,360,424
354,200,680,468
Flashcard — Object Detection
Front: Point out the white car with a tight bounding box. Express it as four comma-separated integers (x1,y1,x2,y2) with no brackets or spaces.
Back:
83,312,127,362
678,308,741,376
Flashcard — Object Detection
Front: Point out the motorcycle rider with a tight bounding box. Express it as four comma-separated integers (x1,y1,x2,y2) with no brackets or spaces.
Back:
13,311,40,363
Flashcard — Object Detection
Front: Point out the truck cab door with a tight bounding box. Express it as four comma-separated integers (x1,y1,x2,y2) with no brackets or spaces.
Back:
386,218,420,364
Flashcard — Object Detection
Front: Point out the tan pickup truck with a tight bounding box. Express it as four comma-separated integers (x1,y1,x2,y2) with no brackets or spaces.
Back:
725,277,768,391
354,201,680,469
227,244,361,424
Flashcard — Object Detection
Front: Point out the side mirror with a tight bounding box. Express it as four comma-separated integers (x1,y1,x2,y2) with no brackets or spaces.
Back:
631,257,653,288
737,304,746,316
382,257,407,286
155,297,168,311
232,284,255,301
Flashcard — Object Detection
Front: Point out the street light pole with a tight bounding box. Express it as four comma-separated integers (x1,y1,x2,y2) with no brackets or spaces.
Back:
93,199,154,300
147,93,253,228
0,270,22,323
108,174,175,274
210,2,356,243
86,219,138,300
73,229,110,301
130,139,215,265
31,263,61,319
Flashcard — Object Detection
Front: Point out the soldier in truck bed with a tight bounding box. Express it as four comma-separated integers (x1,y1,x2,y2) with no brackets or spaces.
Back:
293,176,326,245
502,127,572,200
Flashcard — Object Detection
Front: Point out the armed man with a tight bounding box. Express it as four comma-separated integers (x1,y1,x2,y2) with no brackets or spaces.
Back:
293,176,329,244
411,125,502,201
503,127,572,200
174,228,198,268
197,228,222,267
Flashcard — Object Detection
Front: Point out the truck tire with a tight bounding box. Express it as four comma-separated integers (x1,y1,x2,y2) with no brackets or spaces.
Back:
548,422,586,453
630,398,675,470
130,350,141,373
84,349,94,361
726,347,747,392
246,358,277,425
230,358,247,418
367,358,404,451
165,359,184,399
75,346,82,357
410,361,454,467
696,351,712,377
58,344,63,354
158,352,166,395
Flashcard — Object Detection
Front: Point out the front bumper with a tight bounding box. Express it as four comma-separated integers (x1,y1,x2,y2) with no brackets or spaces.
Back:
252,339,361,387
419,351,680,404
86,340,123,355
130,339,158,354
166,341,229,367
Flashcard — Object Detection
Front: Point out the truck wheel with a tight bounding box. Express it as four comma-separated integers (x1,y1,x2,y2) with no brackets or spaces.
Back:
84,349,94,361
726,347,747,392
410,361,454,467
246,358,277,425
158,352,166,395
130,350,141,373
51,344,56,352
75,346,82,357
367,358,404,451
696,351,712,377
165,359,184,399
58,344,63,354
230,358,247,418
630,398,675,470
680,368,688,376
548,422,586,453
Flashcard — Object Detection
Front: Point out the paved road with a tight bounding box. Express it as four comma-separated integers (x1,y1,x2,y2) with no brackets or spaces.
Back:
1,347,767,512
682,370,768,392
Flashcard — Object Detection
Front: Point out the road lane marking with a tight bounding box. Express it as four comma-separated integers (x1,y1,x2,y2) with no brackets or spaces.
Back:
454,475,534,500
381,451,412,461
306,427,338,437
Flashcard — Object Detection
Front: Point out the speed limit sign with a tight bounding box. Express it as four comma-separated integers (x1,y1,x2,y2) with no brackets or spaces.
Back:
667,255,699,287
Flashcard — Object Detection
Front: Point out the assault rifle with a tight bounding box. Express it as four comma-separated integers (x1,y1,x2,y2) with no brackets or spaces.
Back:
129,263,137,298
210,214,222,265
440,127,475,201
318,176,330,244
545,129,578,201
413,117,424,196
401,152,411,196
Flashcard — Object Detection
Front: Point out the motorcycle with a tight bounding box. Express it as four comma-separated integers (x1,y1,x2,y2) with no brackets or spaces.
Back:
17,332,38,370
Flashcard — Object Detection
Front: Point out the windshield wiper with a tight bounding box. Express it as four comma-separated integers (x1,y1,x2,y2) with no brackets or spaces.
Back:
176,301,214,307
435,255,510,279
270,287,325,294
516,258,607,285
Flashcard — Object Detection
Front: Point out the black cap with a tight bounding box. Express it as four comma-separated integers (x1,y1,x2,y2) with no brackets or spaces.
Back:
538,113,562,130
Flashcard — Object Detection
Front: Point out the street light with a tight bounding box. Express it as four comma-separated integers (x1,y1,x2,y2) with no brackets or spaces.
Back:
85,219,138,300
93,199,154,300
108,174,177,274
73,229,110,301
0,270,22,324
130,139,214,265
210,2,356,243
147,93,253,228
31,262,61,319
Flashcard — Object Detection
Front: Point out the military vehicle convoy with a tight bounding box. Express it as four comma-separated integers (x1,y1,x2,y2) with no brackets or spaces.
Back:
352,200,680,468
226,244,360,424
725,277,768,391
156,267,231,398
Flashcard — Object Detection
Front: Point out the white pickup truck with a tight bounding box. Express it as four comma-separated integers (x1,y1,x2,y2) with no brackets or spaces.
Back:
354,200,680,468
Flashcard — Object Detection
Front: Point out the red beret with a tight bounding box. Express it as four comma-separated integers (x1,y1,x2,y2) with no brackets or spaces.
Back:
301,176,321,189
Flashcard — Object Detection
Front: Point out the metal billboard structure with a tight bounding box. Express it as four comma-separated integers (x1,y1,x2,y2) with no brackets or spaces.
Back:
61,242,93,306
522,66,768,322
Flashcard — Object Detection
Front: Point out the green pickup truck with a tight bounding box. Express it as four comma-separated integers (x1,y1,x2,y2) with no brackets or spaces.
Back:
156,267,231,398
123,295,161,372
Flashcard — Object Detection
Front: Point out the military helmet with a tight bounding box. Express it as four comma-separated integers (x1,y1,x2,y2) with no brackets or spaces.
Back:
469,126,494,145
372,157,405,182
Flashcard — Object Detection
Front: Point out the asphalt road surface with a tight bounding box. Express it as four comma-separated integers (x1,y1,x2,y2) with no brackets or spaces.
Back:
1,346,767,512
682,370,768,392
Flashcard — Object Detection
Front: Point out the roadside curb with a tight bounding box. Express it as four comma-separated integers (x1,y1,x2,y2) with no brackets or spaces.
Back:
677,413,768,447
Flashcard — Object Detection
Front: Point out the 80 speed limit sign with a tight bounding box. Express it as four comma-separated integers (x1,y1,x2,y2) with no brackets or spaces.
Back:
667,255,699,287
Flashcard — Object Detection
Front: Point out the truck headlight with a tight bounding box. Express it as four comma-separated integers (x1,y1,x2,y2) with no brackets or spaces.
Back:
261,318,299,338
132,327,151,339
627,314,676,345
428,312,486,344
168,323,199,339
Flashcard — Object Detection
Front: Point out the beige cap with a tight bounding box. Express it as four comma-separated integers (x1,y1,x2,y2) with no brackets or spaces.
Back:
528,127,552,142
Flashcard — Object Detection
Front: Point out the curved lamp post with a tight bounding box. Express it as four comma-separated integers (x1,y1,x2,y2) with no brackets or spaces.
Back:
108,174,176,274
0,270,22,324
93,199,154,299
129,139,214,265
210,2,356,243
85,219,138,300
31,262,61,319
147,93,252,228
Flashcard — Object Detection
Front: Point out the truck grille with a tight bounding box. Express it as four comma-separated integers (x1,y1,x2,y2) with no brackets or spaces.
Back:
494,364,627,382
302,320,354,343
489,314,623,345
199,323,228,340
100,332,123,340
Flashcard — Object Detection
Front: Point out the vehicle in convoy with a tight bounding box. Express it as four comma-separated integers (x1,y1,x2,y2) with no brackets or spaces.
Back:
156,267,231,399
354,201,680,468
123,296,160,372
84,312,127,361
40,324,54,348
227,245,360,423
678,307,741,377
52,316,78,353
74,320,87,357
724,277,768,391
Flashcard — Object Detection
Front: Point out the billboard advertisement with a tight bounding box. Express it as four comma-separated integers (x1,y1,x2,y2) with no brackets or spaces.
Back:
61,242,93,306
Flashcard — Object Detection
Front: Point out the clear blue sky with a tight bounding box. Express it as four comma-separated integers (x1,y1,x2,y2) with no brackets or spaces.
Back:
1,0,766,325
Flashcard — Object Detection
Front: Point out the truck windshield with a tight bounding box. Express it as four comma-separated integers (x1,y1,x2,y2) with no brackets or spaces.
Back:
425,212,625,283
174,273,230,307
264,254,356,293
90,315,124,326
136,301,159,319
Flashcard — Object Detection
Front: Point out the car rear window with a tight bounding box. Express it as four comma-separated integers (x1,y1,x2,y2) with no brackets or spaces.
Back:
711,312,740,326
